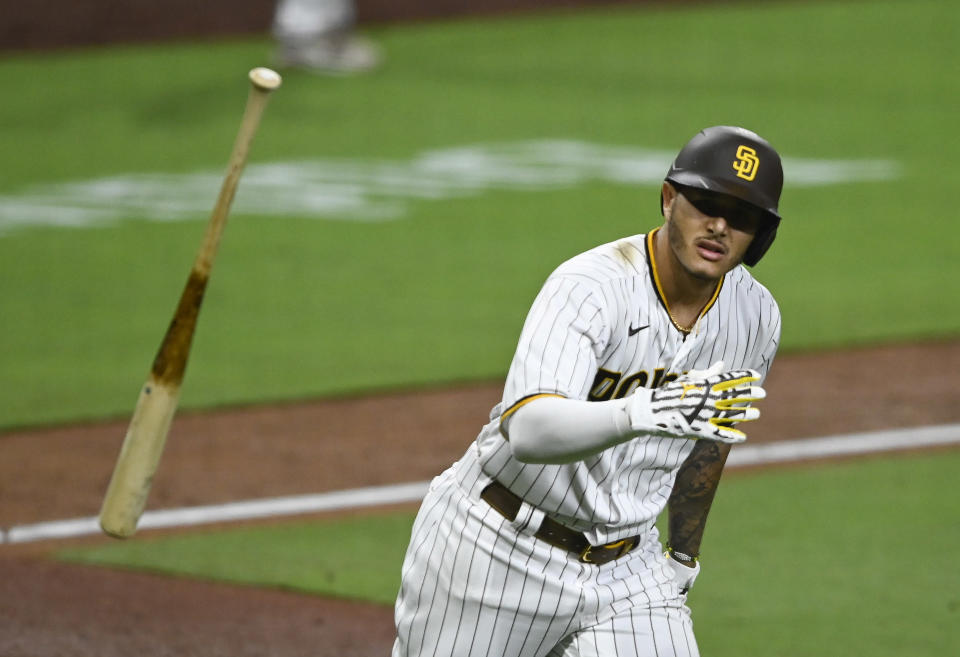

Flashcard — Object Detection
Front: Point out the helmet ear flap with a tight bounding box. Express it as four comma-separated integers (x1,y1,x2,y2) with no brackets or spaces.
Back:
743,222,778,266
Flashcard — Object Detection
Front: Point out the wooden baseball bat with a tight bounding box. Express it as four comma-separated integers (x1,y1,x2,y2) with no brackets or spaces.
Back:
99,67,282,539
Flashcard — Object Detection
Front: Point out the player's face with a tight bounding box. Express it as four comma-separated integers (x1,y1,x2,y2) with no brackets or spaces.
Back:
662,182,761,281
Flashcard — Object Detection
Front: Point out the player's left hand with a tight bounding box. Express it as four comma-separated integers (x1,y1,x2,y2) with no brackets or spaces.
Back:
627,360,765,443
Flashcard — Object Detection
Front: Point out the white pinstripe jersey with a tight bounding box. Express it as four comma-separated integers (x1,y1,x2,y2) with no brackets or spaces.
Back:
473,228,781,545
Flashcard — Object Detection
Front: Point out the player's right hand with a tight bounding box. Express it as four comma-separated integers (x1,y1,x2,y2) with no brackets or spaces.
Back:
664,551,701,594
625,361,765,443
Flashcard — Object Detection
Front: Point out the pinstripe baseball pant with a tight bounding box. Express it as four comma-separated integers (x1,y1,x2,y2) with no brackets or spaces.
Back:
393,450,699,657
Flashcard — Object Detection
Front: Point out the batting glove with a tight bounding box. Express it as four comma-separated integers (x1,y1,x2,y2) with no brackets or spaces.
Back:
665,552,701,594
626,361,765,443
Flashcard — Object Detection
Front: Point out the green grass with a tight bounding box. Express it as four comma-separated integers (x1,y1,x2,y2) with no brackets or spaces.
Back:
62,512,415,605
59,450,960,655
1,0,958,428
694,452,960,655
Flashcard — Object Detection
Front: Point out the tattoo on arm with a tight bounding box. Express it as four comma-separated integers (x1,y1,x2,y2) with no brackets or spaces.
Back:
667,440,731,557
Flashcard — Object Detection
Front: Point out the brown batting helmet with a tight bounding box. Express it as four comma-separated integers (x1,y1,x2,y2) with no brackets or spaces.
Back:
663,126,784,266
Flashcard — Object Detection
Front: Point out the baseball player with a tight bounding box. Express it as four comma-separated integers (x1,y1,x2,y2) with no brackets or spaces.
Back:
272,0,379,73
393,126,784,657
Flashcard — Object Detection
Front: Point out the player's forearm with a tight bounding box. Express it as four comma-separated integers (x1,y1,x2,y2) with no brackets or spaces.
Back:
504,396,634,464
667,440,731,558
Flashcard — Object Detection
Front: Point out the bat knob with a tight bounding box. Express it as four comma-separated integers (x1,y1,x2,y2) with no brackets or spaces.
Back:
249,67,282,91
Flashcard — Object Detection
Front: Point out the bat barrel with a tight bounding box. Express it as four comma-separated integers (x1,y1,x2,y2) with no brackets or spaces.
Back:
99,379,181,538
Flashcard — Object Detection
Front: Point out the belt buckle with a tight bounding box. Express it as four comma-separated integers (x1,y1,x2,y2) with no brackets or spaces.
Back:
579,537,636,564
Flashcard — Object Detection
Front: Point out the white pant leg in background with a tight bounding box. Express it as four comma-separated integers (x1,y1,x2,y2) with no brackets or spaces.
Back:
273,0,355,43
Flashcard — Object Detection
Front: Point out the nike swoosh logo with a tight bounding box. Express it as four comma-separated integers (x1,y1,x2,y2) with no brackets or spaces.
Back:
628,324,650,336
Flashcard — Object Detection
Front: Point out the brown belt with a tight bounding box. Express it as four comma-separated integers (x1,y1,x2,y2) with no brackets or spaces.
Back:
480,480,639,566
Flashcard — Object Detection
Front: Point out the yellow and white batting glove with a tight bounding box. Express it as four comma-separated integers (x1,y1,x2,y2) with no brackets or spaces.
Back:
626,361,765,443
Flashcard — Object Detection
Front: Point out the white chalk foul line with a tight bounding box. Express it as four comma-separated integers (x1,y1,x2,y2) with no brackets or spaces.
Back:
726,423,960,467
1,481,431,545
3,424,958,545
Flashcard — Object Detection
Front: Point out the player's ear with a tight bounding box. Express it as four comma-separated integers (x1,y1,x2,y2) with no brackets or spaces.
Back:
661,182,677,219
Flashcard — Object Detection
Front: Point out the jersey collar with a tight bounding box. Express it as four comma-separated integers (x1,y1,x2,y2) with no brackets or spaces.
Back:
645,227,724,334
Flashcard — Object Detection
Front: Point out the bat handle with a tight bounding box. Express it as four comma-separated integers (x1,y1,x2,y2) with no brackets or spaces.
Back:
195,68,283,277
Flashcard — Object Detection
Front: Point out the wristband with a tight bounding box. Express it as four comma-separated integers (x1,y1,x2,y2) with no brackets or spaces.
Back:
666,545,699,564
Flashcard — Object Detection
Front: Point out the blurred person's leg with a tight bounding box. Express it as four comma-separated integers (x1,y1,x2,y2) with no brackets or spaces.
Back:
272,0,380,74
